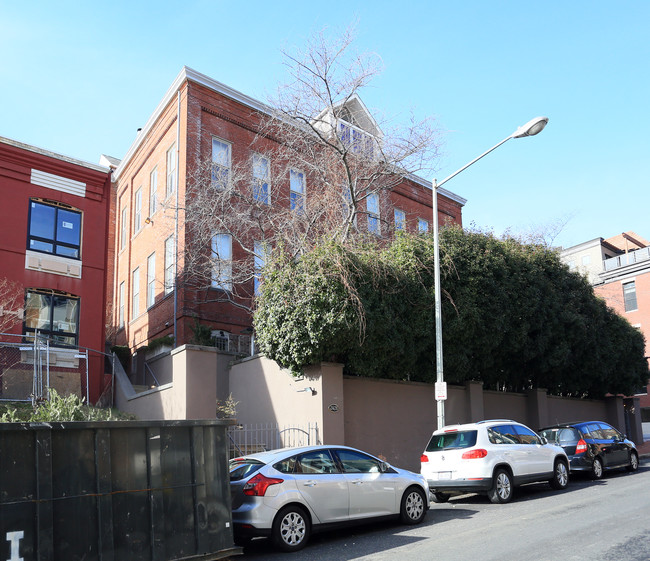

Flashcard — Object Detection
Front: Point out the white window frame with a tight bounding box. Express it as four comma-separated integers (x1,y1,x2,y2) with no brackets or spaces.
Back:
212,138,231,189
120,206,127,250
132,267,140,320
290,169,305,211
149,167,158,217
418,218,429,233
118,281,125,328
253,154,270,204
164,235,174,295
254,240,270,295
367,193,380,235
166,143,176,198
623,280,638,312
211,233,233,292
134,188,142,232
394,208,406,231
147,252,156,309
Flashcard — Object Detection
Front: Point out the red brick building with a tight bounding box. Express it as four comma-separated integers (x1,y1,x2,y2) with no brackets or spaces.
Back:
562,232,650,437
0,136,113,402
110,67,466,358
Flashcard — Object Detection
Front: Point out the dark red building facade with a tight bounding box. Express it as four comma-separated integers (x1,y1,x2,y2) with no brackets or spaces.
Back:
0,136,113,402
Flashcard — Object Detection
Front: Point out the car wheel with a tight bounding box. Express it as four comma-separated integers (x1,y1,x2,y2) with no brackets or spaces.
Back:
488,468,513,504
431,492,450,503
400,486,427,524
591,457,604,480
627,451,639,472
272,505,310,552
550,459,569,490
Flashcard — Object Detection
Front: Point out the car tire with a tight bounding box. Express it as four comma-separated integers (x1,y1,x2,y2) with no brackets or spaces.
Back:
626,451,639,472
431,492,450,503
272,505,311,552
488,468,513,504
400,486,427,524
549,459,569,490
591,457,604,480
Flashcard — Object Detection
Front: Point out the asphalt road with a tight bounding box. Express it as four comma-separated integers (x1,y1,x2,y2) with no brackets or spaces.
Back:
238,458,650,561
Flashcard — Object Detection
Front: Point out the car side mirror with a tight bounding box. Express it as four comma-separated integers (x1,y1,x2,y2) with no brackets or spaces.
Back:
540,436,548,445
379,461,390,473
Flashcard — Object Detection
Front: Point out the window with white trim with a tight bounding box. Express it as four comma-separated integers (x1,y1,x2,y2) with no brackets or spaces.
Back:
134,188,142,232
28,199,82,259
24,289,79,347
212,138,231,189
164,236,175,295
166,144,176,197
418,218,429,233
290,170,305,212
254,240,270,295
339,122,375,157
147,252,156,309
132,267,140,319
253,154,270,204
118,281,125,328
623,281,638,312
149,168,158,217
367,193,380,235
120,206,127,250
394,209,406,231
211,234,232,291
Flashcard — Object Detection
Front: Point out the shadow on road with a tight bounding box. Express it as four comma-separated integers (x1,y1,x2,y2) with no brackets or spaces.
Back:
238,506,478,559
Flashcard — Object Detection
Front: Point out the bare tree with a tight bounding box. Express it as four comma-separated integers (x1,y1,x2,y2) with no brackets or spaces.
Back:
0,278,23,334
183,26,442,308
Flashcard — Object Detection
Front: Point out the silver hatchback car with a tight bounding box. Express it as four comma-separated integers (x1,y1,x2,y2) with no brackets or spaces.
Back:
230,445,429,551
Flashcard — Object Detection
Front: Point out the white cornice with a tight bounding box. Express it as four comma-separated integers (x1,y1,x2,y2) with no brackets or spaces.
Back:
112,66,467,208
0,136,110,174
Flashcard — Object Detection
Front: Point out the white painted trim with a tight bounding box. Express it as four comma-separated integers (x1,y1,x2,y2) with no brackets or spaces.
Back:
31,168,86,197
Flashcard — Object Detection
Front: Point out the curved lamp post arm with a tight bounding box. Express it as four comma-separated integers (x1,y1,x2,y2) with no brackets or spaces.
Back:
432,116,548,430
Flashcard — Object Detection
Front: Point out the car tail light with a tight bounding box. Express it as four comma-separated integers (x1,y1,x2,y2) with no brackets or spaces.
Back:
243,473,284,496
420,454,429,463
575,439,587,454
462,449,488,459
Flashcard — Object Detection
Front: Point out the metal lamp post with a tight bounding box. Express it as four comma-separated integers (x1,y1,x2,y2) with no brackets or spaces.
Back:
432,116,549,430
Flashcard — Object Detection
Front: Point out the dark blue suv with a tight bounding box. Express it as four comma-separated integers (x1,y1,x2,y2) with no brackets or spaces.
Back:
539,421,639,479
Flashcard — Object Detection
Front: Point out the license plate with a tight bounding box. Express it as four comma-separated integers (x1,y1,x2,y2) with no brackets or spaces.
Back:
438,471,452,480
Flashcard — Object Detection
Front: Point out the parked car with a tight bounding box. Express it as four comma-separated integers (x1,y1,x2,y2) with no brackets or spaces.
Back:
229,445,429,552
538,421,639,479
420,419,569,504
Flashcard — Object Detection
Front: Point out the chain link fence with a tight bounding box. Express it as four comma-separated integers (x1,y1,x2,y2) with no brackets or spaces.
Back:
0,332,114,406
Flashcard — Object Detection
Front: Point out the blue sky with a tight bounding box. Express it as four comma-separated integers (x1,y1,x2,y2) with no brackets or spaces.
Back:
1,1,648,249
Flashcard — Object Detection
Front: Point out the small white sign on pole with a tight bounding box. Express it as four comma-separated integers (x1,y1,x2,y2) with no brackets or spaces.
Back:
435,381,447,401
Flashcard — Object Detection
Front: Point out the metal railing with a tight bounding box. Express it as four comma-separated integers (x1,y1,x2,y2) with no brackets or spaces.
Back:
604,246,650,271
227,422,320,458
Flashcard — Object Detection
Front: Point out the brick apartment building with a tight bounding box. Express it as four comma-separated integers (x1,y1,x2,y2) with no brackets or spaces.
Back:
110,67,466,361
561,232,650,433
0,136,113,402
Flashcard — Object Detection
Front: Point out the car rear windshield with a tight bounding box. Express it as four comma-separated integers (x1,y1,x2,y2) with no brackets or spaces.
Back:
229,459,265,481
540,427,580,444
426,430,477,451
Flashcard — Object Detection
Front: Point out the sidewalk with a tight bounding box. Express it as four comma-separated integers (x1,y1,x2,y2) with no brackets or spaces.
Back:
636,439,650,458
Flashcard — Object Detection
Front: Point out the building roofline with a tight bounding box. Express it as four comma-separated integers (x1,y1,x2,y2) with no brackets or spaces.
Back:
0,135,110,175
112,66,467,207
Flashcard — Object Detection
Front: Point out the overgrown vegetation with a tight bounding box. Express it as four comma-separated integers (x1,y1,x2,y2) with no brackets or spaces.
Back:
254,227,649,398
0,389,136,422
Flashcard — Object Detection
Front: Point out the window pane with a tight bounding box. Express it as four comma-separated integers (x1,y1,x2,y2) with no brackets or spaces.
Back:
366,193,378,215
52,295,78,334
30,202,56,240
297,451,337,474
336,449,380,473
623,282,637,311
56,209,81,245
25,292,51,330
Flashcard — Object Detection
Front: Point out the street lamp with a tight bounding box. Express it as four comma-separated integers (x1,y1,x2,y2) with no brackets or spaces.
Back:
432,116,549,430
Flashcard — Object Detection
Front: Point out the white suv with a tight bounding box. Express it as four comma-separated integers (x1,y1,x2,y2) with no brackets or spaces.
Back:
420,419,569,504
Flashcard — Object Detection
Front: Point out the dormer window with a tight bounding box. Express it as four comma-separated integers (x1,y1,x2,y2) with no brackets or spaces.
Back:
339,121,376,158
